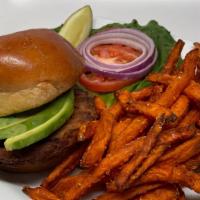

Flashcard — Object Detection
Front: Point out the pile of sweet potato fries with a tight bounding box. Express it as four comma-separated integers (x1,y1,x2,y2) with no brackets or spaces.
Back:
24,41,200,200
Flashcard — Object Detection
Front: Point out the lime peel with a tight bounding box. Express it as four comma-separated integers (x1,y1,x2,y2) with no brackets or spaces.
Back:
59,5,93,47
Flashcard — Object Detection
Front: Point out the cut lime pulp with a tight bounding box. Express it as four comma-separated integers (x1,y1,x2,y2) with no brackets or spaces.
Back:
59,5,93,47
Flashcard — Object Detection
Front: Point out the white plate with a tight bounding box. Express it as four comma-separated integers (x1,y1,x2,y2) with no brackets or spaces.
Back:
0,1,200,199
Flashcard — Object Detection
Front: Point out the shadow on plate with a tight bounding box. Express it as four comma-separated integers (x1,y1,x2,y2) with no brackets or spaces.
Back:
0,170,49,186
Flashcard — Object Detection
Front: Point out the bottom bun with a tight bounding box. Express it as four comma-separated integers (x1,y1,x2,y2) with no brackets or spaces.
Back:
0,89,97,173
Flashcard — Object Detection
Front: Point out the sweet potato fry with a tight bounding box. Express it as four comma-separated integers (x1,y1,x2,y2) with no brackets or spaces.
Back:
114,115,166,190
146,74,200,106
137,162,200,193
127,145,167,186
41,145,86,189
158,125,196,145
63,137,146,200
149,85,164,103
168,95,190,127
184,80,200,103
147,73,174,85
109,102,123,117
98,125,196,193
81,110,116,168
95,184,162,200
77,120,97,141
171,95,189,119
94,96,106,114
110,118,132,142
162,39,185,74
50,173,87,199
107,125,195,192
44,126,194,200
130,86,154,100
137,184,180,200
160,134,200,164
116,86,154,105
108,115,149,153
116,90,131,105
124,100,176,119
23,186,60,200
156,49,199,107
178,109,200,127
178,49,199,79
128,126,195,187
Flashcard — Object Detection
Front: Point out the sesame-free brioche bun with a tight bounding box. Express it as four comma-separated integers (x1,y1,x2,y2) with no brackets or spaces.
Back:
0,29,84,116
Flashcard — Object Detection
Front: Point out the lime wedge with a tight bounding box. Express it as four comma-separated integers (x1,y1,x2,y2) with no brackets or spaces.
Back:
59,5,93,47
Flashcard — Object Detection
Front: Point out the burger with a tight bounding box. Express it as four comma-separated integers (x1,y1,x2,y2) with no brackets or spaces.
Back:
0,29,97,172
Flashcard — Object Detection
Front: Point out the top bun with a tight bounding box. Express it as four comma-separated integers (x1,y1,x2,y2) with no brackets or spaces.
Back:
0,29,84,116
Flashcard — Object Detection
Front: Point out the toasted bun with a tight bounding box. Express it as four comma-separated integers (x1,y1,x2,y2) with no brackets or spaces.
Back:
0,29,84,116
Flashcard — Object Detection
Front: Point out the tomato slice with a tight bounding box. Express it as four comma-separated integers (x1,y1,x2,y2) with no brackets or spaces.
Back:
79,73,138,93
80,44,141,92
91,44,141,64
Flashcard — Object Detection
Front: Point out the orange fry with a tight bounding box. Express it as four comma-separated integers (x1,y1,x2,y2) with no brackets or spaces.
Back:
158,125,196,145
50,173,87,199
109,115,149,153
184,80,200,103
63,137,146,200
147,73,174,85
137,184,180,200
124,100,176,119
116,90,131,105
95,184,162,200
178,109,200,127
147,74,200,106
137,163,200,193
51,126,195,200
162,39,185,74
116,86,154,105
94,96,106,114
127,145,167,186
168,95,190,127
77,120,97,141
23,186,60,200
160,134,200,164
130,86,154,100
128,126,195,189
109,102,123,117
110,118,132,142
171,95,189,118
114,115,166,190
107,125,195,192
81,110,116,168
149,85,164,103
41,145,86,189
156,49,199,107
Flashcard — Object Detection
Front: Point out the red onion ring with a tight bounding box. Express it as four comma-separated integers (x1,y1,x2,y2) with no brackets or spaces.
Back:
78,28,157,79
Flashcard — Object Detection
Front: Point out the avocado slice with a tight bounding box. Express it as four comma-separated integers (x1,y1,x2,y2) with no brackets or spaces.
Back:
0,90,73,140
4,90,74,151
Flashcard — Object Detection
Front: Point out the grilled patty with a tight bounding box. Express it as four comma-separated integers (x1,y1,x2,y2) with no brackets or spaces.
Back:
0,89,97,172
